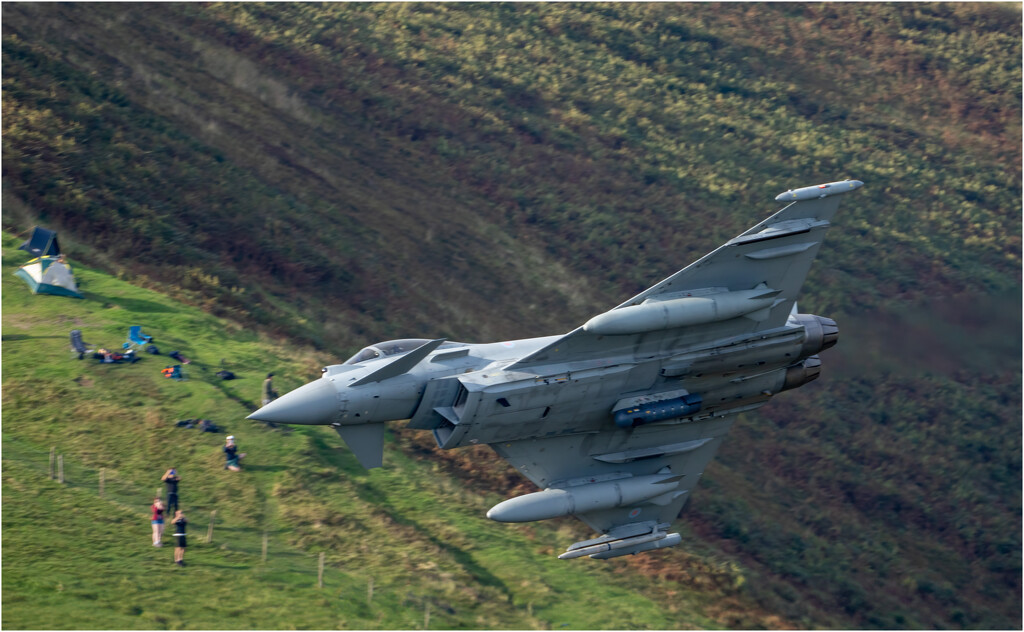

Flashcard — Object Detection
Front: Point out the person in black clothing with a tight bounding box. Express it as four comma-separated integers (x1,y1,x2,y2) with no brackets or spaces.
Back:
161,468,181,513
172,510,187,566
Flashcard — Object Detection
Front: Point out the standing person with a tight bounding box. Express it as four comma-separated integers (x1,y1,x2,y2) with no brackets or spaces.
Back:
150,497,166,547
161,468,180,513
223,435,245,472
172,510,187,566
261,373,278,407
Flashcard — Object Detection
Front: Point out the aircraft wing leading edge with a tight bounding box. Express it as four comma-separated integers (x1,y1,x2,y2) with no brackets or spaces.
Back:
508,180,862,371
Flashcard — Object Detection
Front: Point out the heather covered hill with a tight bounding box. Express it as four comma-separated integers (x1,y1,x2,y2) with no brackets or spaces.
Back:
4,3,1019,347
3,3,1021,629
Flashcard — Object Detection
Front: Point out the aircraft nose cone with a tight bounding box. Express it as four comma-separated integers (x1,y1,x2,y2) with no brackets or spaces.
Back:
247,377,341,425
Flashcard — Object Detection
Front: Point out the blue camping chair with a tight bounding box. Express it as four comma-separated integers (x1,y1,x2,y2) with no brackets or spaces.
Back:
123,325,153,350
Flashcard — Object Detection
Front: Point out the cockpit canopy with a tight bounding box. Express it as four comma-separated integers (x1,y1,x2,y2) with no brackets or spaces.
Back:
342,339,465,365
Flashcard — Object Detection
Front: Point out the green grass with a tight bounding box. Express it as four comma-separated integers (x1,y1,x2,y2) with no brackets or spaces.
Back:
2,451,372,630
2,231,755,629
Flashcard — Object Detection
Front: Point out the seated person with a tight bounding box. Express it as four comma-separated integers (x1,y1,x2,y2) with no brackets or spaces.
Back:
93,348,128,363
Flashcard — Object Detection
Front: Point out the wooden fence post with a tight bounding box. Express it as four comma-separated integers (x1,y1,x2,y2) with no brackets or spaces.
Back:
58,455,64,484
49,447,55,480
206,510,216,543
424,602,431,629
318,552,325,588
367,576,374,605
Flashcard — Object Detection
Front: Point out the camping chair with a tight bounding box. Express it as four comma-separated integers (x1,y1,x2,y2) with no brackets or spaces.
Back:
123,325,153,350
70,329,93,360
161,365,184,381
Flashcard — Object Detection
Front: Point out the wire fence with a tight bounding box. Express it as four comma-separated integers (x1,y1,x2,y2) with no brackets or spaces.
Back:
3,438,369,593
5,438,218,514
4,436,542,629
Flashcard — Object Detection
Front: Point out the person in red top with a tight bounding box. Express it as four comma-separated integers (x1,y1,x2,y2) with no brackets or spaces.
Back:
151,497,166,547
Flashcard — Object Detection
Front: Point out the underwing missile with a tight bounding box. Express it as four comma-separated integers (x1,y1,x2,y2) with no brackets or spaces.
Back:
557,530,679,560
587,533,683,559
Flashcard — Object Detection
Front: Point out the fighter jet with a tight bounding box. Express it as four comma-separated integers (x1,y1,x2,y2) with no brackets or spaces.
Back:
248,179,862,560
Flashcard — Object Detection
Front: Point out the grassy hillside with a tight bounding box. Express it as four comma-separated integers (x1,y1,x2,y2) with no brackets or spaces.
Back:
3,232,777,630
2,3,1021,630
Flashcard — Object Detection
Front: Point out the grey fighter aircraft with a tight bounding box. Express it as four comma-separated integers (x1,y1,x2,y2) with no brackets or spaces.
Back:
248,179,863,560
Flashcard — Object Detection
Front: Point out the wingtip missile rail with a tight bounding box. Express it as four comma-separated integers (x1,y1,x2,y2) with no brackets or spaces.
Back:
774,179,863,202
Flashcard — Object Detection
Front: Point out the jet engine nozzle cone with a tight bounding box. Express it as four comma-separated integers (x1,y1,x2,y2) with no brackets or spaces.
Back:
247,377,340,425
794,313,840,357
781,355,822,392
818,316,839,351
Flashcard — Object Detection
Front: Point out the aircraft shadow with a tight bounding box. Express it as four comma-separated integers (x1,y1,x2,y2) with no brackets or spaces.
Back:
242,464,288,472
84,293,179,313
1,334,64,341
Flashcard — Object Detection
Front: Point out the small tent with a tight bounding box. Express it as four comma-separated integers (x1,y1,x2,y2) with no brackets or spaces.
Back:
18,226,61,257
14,227,83,298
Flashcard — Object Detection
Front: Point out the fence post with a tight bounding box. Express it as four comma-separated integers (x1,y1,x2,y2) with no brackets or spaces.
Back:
424,602,431,629
367,576,374,605
99,469,105,498
262,531,268,563
49,447,55,480
318,552,325,589
206,510,216,544
58,455,64,484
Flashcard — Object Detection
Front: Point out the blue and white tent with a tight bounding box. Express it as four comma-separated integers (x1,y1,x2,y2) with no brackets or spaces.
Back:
14,227,83,298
